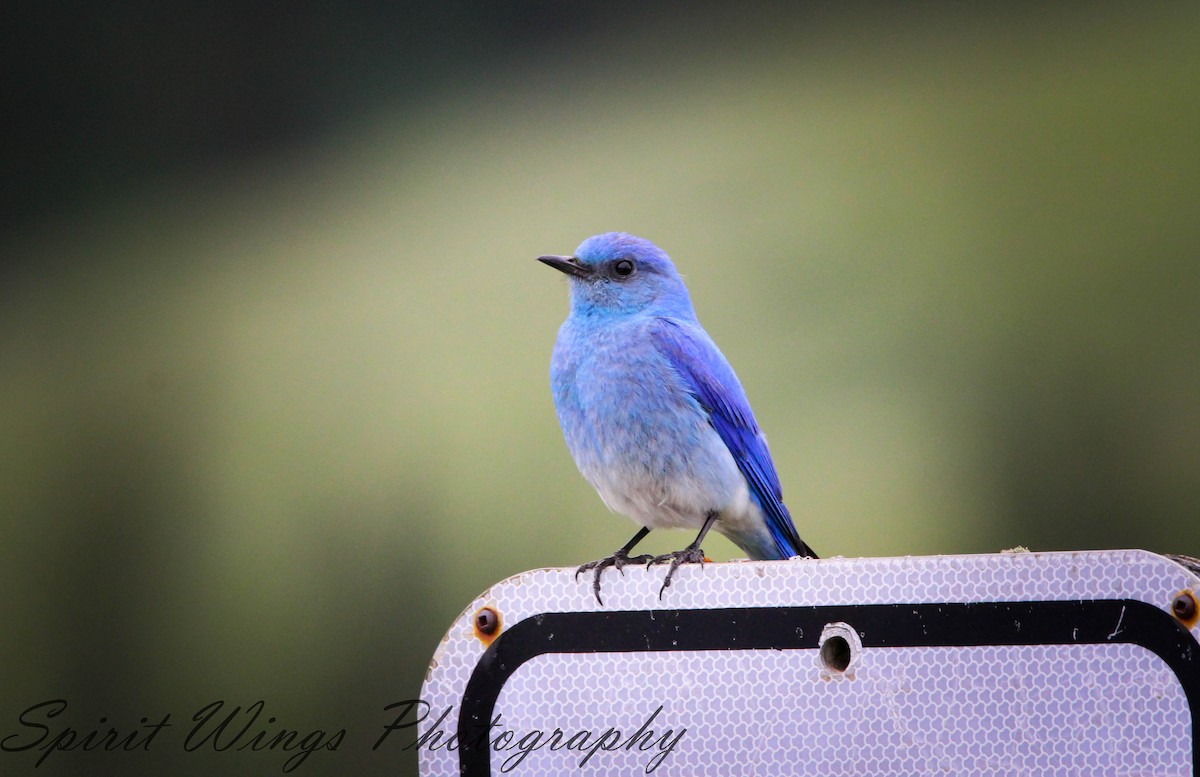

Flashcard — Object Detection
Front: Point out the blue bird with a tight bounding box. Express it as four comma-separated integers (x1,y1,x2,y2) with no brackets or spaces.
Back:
539,232,817,603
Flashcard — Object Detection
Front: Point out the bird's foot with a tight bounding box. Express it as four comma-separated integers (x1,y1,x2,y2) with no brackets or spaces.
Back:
647,545,707,599
575,549,655,605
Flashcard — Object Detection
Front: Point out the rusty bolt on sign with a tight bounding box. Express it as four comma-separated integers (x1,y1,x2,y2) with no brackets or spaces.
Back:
474,606,501,645
1171,590,1198,627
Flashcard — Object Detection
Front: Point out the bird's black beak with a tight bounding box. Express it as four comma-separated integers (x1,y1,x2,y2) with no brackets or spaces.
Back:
537,255,593,279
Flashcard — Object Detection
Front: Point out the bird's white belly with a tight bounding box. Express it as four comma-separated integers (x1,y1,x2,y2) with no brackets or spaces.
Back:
583,423,751,532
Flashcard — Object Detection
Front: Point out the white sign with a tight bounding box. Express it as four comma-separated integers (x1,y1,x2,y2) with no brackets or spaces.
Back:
418,550,1200,775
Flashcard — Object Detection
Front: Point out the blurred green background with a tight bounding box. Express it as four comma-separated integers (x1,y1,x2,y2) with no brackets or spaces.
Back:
2,3,1198,775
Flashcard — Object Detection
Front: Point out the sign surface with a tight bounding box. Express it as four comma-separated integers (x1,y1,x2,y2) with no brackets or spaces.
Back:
419,550,1200,775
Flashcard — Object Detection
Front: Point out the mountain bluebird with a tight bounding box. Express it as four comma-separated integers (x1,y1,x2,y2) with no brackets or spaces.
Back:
540,232,818,603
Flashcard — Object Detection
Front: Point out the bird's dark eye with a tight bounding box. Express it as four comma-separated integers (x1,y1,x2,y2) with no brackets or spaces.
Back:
613,259,635,277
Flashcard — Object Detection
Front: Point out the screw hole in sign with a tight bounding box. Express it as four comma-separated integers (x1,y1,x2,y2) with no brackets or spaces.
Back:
818,622,861,677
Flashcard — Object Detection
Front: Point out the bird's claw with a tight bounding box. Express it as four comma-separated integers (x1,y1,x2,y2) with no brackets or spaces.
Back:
647,546,707,599
575,549,654,605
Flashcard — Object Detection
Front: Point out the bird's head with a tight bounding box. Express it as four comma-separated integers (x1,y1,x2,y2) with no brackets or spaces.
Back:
538,232,695,319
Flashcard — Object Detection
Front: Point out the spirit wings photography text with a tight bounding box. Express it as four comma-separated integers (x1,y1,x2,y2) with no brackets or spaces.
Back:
1,698,686,773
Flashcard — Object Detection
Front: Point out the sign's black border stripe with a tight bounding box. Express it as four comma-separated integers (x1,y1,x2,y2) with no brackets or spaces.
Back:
455,600,1199,774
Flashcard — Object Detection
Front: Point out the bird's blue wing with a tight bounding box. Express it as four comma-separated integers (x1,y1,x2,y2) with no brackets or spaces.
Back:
648,317,815,559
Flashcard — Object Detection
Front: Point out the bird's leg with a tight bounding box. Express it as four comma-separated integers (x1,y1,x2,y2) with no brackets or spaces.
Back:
575,526,654,605
648,511,718,599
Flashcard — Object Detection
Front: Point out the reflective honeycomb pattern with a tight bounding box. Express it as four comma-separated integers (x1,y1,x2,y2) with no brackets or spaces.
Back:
420,550,1200,775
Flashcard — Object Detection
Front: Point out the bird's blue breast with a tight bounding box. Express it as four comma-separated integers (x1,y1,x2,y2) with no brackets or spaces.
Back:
552,314,702,477
550,312,749,530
